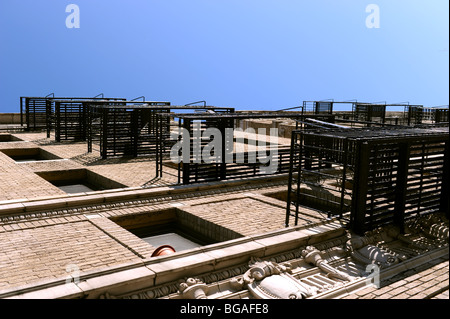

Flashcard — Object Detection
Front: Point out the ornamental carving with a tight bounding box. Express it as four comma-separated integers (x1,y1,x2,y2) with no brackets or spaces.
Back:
232,257,317,299
345,226,409,268
301,246,354,282
178,278,209,299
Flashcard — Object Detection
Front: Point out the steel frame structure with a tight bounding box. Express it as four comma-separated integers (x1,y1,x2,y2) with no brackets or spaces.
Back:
20,95,126,136
87,103,235,164
159,112,336,184
403,105,426,126
301,101,429,126
53,99,127,142
285,125,449,235
87,101,172,159
302,101,335,114
352,103,387,123
421,106,449,124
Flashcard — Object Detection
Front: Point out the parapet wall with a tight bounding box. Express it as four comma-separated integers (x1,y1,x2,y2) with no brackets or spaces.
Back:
0,113,21,124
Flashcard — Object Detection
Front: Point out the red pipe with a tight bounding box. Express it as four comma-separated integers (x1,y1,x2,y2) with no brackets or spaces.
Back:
151,245,176,257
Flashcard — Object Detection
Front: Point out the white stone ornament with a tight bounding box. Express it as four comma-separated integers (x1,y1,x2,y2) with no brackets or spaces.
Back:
242,258,317,299
178,278,209,299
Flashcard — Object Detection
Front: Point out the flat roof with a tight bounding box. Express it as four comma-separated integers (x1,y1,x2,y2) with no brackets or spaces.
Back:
295,125,449,142
160,112,335,119
88,104,235,110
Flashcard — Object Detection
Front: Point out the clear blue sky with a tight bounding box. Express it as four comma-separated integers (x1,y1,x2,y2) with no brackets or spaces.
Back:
0,0,448,113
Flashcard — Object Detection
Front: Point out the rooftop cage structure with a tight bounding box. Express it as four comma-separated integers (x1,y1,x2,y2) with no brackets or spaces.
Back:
302,101,335,114
87,103,235,162
403,104,426,126
20,94,126,135
53,98,127,142
158,112,336,185
352,102,387,124
283,101,430,128
301,101,409,126
434,106,449,123
422,106,449,124
285,125,449,235
87,101,171,159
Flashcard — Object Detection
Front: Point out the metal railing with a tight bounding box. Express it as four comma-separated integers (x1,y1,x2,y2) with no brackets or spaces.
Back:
286,125,449,235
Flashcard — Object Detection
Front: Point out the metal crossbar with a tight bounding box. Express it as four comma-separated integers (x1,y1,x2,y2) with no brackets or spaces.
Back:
286,125,449,235
20,95,126,137
161,112,336,184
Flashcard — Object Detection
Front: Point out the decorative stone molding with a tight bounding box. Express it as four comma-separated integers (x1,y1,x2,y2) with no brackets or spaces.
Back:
407,214,449,244
101,264,250,299
0,179,287,224
100,282,180,299
178,278,209,299
97,216,449,300
345,226,410,268
242,258,292,284
233,258,317,299
199,265,249,285
301,246,355,282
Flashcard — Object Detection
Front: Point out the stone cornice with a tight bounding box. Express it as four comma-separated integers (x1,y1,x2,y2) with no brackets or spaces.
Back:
0,219,345,299
0,175,289,224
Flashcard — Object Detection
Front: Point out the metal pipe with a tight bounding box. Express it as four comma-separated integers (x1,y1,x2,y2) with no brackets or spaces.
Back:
185,100,207,107
131,96,145,101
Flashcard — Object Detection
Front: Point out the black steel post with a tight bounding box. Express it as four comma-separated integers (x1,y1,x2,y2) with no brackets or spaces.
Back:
339,138,349,219
294,133,304,226
156,114,160,178
82,103,87,141
102,108,108,159
394,142,410,233
177,119,182,184
407,107,412,126
32,99,35,130
219,119,226,180
285,132,296,227
441,141,449,218
46,99,52,138
132,109,138,158
55,102,60,142
351,141,370,235
20,97,23,127
87,105,92,153
159,113,164,177
25,98,30,131
367,105,373,125
182,119,191,184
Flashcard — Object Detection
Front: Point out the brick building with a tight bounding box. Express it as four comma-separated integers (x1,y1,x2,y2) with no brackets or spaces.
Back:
0,111,448,300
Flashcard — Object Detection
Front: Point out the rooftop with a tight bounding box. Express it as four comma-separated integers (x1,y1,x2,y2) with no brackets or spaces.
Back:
0,112,448,302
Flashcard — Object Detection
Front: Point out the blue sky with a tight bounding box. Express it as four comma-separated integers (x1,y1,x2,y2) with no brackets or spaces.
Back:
0,0,448,113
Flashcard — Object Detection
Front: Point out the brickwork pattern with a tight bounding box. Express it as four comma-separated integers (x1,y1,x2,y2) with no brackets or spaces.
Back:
87,216,156,259
180,197,288,236
1,134,180,202
0,216,151,291
0,152,67,201
18,159,85,173
0,182,302,291
88,161,179,187
344,256,449,299
0,131,448,298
